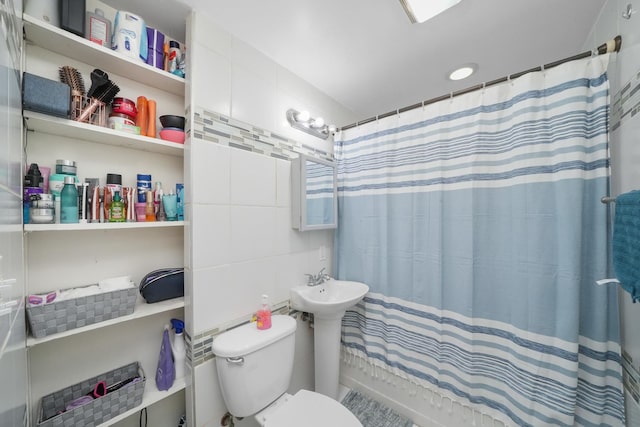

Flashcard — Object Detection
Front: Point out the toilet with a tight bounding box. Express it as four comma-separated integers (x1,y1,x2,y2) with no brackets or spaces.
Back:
211,315,362,427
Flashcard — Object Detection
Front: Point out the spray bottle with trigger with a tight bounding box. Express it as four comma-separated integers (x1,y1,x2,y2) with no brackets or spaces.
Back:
170,318,186,379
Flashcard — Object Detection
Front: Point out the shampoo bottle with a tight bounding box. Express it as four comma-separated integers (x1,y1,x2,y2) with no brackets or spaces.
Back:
170,318,186,379
256,294,272,330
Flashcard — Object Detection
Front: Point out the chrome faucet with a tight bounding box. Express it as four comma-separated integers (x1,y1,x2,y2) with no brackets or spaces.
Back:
305,268,331,286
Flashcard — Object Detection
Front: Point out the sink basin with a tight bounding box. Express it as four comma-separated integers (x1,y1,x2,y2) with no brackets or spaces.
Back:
290,279,369,318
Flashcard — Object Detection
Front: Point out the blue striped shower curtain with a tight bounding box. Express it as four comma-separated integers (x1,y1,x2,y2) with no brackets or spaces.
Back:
335,55,624,426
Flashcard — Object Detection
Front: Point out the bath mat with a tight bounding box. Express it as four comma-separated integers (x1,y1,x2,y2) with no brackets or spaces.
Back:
341,389,413,427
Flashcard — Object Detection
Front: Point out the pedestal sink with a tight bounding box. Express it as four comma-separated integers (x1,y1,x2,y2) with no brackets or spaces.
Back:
290,279,369,400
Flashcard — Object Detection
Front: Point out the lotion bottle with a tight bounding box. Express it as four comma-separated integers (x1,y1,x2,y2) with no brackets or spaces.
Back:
170,319,186,379
256,294,272,330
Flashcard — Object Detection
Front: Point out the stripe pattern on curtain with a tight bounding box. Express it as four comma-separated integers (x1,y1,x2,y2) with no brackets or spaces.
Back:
335,55,624,427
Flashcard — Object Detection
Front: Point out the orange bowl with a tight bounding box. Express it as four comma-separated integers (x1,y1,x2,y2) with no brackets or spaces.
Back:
159,128,185,144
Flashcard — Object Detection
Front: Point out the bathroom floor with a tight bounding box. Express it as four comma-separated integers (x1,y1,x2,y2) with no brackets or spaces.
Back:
339,385,418,427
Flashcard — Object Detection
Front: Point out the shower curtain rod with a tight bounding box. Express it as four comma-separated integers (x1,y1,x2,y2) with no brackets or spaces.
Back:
339,35,622,132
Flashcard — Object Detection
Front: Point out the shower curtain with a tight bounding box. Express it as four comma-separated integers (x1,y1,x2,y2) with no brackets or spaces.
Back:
335,55,624,426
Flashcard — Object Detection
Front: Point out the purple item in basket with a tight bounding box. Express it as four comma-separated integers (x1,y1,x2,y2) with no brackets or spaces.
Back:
146,27,165,69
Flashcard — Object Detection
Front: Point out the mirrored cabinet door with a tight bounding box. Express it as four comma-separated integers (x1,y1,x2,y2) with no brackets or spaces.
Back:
291,154,337,231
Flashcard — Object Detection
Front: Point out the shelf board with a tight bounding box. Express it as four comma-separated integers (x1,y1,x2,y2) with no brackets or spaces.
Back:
27,297,185,347
24,111,185,157
24,220,184,232
100,376,187,427
23,14,185,96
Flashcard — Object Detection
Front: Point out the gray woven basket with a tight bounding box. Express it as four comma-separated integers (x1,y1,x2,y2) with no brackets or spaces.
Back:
37,362,145,427
26,286,137,338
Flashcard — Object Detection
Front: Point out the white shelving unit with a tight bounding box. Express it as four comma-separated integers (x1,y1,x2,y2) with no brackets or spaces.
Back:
25,221,184,232
23,9,187,426
24,111,185,157
22,14,185,96
101,377,187,427
26,297,185,347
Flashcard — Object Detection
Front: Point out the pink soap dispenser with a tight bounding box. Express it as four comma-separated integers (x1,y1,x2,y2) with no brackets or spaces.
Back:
256,294,272,330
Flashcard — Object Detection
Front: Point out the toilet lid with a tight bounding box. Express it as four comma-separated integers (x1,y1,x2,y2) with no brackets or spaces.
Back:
263,390,362,427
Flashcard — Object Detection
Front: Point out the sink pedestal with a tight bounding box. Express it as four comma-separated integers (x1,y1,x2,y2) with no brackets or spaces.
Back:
313,314,344,400
289,279,369,401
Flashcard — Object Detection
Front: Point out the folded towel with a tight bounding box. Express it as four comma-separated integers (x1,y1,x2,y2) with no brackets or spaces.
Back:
612,190,640,302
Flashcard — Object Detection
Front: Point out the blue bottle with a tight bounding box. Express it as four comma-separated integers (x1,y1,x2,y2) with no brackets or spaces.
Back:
60,176,79,223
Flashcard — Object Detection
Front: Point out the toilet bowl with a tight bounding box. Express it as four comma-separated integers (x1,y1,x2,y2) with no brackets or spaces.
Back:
255,390,361,427
211,315,362,427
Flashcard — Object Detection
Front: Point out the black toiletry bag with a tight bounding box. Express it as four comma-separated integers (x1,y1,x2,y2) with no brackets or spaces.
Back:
139,268,184,303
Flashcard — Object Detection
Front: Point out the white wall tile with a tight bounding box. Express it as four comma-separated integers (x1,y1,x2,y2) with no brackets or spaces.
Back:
227,258,278,319
274,207,309,256
231,65,277,131
192,42,231,117
230,206,277,263
192,204,231,269
230,149,276,206
194,13,232,57
231,38,277,84
191,140,230,205
193,359,227,427
192,265,230,334
276,158,291,208
274,252,311,294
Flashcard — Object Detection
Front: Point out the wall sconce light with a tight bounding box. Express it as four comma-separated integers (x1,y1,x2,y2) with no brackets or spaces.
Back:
286,108,336,140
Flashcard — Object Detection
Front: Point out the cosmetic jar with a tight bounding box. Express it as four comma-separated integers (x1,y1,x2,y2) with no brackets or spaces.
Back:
30,193,54,209
49,174,78,198
111,97,137,120
30,207,55,224
108,112,136,129
56,159,77,175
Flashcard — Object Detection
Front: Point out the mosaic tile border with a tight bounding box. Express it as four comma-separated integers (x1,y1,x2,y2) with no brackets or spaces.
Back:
186,299,291,367
612,67,640,131
192,107,334,163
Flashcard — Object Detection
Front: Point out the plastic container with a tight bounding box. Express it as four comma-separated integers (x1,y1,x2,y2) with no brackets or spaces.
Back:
112,11,147,62
256,294,272,330
85,8,111,48
108,113,135,128
30,208,54,224
111,97,137,119
134,202,146,222
171,319,186,379
56,159,77,175
159,128,185,144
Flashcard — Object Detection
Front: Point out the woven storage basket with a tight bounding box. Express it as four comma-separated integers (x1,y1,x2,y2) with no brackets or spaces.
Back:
37,362,145,427
26,286,137,338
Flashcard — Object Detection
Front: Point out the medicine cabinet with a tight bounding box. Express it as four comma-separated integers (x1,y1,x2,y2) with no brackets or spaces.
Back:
291,154,337,231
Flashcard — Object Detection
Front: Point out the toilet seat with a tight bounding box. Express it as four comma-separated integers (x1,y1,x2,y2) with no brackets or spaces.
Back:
256,389,362,427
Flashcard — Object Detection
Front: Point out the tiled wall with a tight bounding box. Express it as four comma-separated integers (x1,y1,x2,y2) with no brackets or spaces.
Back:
582,1,640,422
184,10,357,427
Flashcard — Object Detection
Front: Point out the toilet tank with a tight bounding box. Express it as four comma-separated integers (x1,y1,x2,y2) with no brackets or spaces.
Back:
212,315,297,417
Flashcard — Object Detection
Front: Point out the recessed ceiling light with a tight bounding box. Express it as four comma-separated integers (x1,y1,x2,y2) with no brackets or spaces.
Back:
448,64,478,81
399,0,462,23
